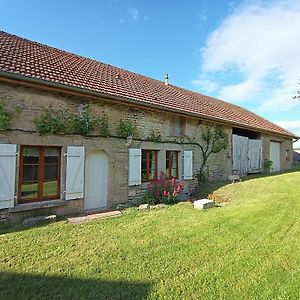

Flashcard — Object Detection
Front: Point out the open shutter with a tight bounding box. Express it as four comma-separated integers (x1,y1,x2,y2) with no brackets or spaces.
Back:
183,150,193,179
65,146,85,200
129,149,141,186
0,144,17,209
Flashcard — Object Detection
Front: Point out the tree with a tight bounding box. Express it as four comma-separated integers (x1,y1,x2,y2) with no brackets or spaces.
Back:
293,80,300,99
196,125,228,184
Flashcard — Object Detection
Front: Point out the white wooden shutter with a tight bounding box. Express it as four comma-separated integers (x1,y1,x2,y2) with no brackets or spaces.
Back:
183,150,193,179
129,149,141,186
0,144,17,209
65,146,85,200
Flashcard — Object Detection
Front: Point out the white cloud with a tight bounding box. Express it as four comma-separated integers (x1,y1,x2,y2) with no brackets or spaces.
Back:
275,120,300,131
128,7,139,21
191,78,219,93
275,120,300,133
274,120,300,147
195,0,300,112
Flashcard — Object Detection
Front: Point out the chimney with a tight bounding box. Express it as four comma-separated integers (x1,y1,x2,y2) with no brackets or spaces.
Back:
164,73,169,86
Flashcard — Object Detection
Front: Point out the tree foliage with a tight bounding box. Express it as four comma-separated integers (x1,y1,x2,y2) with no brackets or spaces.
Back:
196,125,228,184
293,80,300,99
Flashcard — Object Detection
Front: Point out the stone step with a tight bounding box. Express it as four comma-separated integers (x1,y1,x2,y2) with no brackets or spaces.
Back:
68,210,122,224
194,199,215,210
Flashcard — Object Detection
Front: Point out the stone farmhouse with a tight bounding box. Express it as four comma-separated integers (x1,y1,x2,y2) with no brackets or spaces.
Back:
0,31,298,221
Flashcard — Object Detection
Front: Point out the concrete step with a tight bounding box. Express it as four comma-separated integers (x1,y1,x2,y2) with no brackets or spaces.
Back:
68,210,122,224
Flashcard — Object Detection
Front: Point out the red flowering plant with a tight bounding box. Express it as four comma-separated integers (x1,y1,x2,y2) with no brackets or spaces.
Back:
143,172,184,205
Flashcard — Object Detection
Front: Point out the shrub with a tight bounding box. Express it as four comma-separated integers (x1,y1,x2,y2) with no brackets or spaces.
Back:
264,159,273,173
143,172,184,205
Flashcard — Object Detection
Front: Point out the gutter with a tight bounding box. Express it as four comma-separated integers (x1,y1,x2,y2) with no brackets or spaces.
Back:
0,70,298,140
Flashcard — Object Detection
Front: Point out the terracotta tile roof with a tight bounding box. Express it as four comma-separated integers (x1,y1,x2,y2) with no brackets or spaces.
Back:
0,31,297,138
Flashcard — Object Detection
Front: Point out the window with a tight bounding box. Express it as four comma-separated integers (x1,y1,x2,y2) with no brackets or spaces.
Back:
19,146,61,203
169,115,185,136
286,149,290,161
166,151,179,178
141,150,158,181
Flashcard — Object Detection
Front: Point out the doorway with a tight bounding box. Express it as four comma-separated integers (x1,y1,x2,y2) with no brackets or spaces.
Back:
85,150,108,210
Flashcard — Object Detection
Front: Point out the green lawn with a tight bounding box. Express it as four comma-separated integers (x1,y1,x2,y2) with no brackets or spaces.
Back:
1,169,300,299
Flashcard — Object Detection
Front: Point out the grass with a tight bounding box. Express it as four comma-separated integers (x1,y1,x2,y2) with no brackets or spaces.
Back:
1,169,300,299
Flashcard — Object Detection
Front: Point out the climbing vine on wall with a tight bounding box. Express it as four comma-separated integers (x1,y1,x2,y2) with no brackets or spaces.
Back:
0,102,13,131
116,119,137,138
34,108,109,136
147,129,162,143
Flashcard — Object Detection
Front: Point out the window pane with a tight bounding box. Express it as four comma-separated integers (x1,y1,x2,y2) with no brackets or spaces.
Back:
23,147,39,164
170,117,184,136
21,182,38,199
141,151,147,181
44,148,59,164
149,151,156,179
172,152,178,177
166,151,178,178
43,181,58,197
44,164,58,181
22,165,38,182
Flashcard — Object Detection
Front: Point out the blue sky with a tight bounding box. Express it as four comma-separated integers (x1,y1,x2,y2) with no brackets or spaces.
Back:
1,0,300,146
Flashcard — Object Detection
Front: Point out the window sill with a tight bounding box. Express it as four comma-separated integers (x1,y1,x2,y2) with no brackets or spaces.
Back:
9,199,67,213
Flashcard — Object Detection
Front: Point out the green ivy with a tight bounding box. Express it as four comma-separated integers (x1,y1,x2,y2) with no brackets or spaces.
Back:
97,114,110,137
34,109,64,134
34,108,106,136
116,119,136,138
0,103,13,131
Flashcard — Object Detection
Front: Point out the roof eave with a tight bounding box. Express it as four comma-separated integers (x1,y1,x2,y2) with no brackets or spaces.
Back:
0,70,298,139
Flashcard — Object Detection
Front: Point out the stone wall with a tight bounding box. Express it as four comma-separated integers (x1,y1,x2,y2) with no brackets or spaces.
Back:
261,133,293,171
0,80,293,219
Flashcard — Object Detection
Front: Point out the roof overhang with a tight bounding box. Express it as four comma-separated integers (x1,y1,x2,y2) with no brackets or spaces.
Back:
0,70,298,140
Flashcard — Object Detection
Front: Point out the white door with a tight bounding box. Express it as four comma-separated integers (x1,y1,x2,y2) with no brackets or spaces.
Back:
85,151,108,210
232,135,249,174
248,139,262,173
270,142,281,172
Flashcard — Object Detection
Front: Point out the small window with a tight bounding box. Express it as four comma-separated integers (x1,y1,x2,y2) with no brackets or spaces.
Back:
166,151,179,178
286,149,290,161
169,115,185,136
141,150,158,181
19,146,61,203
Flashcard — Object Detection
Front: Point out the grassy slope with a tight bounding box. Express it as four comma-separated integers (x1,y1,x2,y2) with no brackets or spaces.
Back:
1,170,300,299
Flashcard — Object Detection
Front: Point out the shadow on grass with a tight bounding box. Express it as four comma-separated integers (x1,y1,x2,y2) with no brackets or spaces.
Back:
0,271,152,300
242,163,300,182
194,164,300,200
194,181,229,200
0,218,67,235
